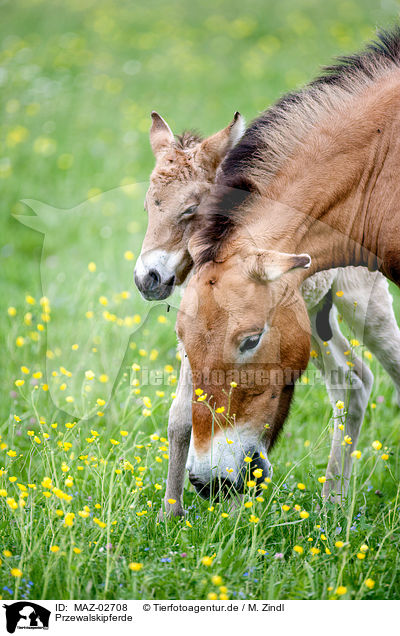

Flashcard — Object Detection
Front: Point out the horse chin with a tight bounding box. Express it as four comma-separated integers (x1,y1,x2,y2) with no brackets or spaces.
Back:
188,473,240,500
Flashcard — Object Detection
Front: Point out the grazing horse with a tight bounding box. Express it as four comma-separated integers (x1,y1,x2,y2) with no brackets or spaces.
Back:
176,27,400,506
136,109,400,515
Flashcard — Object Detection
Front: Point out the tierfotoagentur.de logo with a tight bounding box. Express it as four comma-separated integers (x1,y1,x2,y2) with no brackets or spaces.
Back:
3,602,50,634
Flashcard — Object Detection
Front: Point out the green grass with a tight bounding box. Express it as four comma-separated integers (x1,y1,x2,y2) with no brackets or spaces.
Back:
1,0,400,600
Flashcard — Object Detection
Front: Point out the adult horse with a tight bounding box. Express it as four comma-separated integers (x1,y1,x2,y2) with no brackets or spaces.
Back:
175,27,400,506
135,41,400,514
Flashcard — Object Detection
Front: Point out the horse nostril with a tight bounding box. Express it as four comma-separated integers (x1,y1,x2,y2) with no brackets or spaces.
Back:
147,269,161,289
165,274,175,288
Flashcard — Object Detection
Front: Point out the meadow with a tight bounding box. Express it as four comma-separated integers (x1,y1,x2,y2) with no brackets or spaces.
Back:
1,0,400,600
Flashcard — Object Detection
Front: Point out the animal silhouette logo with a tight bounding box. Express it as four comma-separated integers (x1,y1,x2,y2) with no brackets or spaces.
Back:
3,602,50,633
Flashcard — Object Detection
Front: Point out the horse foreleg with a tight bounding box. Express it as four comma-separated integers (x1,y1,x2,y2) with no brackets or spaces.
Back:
159,349,192,519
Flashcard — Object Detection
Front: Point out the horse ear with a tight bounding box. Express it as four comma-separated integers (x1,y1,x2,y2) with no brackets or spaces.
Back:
198,112,245,170
245,250,311,282
150,111,174,157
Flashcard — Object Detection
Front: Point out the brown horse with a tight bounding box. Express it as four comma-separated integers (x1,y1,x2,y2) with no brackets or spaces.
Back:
136,108,400,516
177,28,400,503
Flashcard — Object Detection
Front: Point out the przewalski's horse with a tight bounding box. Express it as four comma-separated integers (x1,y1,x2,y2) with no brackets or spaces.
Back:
176,27,400,508
135,103,400,515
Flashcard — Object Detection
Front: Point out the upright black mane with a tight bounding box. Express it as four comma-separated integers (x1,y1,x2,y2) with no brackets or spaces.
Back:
194,25,400,267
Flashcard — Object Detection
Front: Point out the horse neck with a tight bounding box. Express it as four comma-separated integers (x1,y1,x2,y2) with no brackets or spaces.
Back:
247,81,400,283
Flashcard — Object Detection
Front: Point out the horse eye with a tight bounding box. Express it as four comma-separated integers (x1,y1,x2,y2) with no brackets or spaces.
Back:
239,332,263,353
181,205,197,218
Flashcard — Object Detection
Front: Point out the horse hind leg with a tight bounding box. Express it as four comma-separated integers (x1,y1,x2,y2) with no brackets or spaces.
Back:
309,302,373,502
334,269,400,406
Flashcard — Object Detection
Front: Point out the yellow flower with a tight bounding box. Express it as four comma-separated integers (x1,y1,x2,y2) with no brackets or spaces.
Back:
15,379,25,387
64,512,75,527
381,453,389,460
297,482,306,490
3,550,12,557
11,568,23,577
124,250,134,261
335,400,344,409
365,578,375,589
335,290,344,297
201,556,214,566
247,480,256,488
318,476,326,483
336,585,347,596
211,575,223,585
310,547,320,555
99,374,108,383
73,547,81,554
50,545,60,553
372,440,382,451
253,468,263,478
207,592,218,600
293,545,304,554
88,261,96,272
230,381,237,388
364,351,373,360
93,517,106,528
344,435,352,445
167,499,176,505
221,512,229,518
351,450,362,459
8,306,17,316
158,315,167,324
282,504,290,512
335,541,344,548
185,520,192,528
249,514,259,523
357,552,366,560
360,544,369,553
128,562,143,571
6,497,18,509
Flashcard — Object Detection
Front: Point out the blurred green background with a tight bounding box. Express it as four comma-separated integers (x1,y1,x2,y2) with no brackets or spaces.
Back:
2,0,400,601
